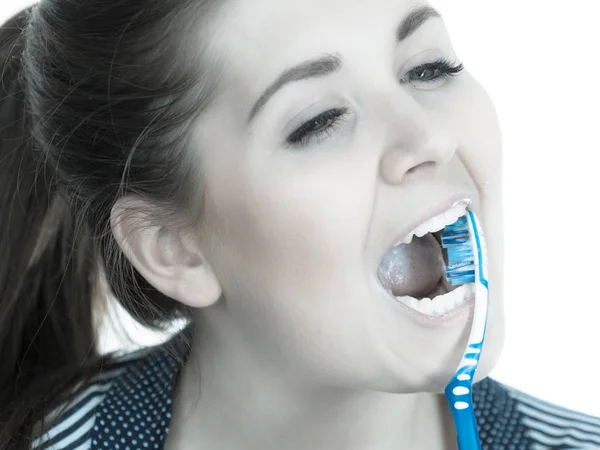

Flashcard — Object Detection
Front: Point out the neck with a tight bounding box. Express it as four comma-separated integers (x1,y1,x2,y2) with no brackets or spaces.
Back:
166,323,457,450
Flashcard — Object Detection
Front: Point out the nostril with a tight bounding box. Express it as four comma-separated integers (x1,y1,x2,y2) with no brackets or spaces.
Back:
406,161,436,176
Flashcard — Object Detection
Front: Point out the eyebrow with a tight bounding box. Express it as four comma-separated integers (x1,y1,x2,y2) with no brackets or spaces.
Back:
246,5,442,124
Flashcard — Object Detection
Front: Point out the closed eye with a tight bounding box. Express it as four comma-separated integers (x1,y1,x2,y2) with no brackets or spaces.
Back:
285,108,351,148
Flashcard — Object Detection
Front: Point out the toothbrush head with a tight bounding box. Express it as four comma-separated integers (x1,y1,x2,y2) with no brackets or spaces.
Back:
441,215,475,286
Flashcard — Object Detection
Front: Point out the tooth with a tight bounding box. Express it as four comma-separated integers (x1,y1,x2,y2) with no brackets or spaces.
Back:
414,228,427,238
420,220,436,236
449,286,464,308
435,216,447,232
398,296,419,310
432,297,446,315
427,218,439,234
416,224,428,236
393,283,474,316
419,298,434,315
444,211,457,227
402,234,414,245
451,288,462,307
397,202,470,246
466,283,475,297
407,297,418,309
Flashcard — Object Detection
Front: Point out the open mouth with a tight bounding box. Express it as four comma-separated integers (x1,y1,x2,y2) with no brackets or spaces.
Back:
376,205,475,317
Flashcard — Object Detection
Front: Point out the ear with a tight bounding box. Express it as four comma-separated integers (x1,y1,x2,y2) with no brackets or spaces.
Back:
109,197,222,308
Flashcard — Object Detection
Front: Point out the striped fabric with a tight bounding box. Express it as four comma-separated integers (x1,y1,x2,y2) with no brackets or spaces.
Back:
31,351,151,450
29,332,600,450
31,373,119,449
504,386,600,450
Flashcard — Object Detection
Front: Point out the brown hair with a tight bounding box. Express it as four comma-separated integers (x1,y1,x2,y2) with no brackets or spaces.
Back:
0,1,224,447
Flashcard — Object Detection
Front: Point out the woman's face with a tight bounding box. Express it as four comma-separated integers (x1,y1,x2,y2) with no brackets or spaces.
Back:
193,0,504,392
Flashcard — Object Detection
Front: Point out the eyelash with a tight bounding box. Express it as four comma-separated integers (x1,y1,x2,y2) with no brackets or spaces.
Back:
285,58,465,147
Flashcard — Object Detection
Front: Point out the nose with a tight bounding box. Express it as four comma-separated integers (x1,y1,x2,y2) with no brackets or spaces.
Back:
379,98,457,185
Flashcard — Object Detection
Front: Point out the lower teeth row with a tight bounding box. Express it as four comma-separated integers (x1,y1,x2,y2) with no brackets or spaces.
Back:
394,283,475,316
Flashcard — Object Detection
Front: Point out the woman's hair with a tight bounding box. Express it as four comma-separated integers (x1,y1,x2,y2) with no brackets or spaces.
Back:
0,1,225,447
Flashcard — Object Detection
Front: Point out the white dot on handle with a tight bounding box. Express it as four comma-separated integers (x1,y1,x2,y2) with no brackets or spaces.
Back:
454,401,469,410
453,386,470,395
457,374,471,381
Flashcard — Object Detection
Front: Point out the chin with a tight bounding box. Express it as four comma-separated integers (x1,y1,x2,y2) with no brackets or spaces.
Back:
389,308,505,395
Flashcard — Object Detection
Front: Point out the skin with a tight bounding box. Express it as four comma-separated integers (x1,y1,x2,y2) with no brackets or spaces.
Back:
111,0,504,448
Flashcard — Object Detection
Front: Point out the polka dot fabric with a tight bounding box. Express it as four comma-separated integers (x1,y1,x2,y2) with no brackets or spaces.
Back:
89,332,189,450
473,377,531,450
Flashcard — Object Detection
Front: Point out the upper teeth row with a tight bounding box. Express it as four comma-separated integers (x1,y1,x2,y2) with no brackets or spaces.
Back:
398,201,469,245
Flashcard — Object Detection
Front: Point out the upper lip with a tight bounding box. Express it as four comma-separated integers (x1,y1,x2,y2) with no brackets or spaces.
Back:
384,193,474,253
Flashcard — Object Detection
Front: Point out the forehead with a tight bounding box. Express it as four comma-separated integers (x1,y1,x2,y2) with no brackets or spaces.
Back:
209,0,442,84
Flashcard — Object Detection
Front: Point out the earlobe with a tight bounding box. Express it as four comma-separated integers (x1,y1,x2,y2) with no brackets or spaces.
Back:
110,199,222,309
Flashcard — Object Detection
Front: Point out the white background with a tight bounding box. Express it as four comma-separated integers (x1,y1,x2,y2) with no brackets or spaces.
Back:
3,1,599,416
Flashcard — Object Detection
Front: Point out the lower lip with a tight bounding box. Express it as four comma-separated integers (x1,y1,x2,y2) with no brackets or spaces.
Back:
378,281,475,330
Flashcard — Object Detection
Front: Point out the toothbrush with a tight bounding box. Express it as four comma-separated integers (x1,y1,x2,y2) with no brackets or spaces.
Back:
440,210,489,450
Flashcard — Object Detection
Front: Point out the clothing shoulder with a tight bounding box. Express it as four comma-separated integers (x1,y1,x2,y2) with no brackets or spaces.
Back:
493,378,600,449
31,349,151,450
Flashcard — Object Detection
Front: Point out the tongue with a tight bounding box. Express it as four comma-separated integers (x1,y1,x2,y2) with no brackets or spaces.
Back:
377,233,446,298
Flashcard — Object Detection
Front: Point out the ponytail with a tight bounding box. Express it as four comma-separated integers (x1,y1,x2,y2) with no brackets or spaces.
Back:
0,8,104,447
1,0,222,444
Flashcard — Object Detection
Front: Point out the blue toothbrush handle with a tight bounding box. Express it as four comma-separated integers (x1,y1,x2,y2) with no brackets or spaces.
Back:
446,391,481,449
445,368,482,450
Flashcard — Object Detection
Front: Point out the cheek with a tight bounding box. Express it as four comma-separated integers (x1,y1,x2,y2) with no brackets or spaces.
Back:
250,164,374,280
453,76,503,195
444,75,504,271
450,77,506,361
201,158,380,365
205,154,375,300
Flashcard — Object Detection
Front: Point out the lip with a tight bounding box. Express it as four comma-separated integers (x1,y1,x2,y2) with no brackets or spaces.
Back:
384,193,474,253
